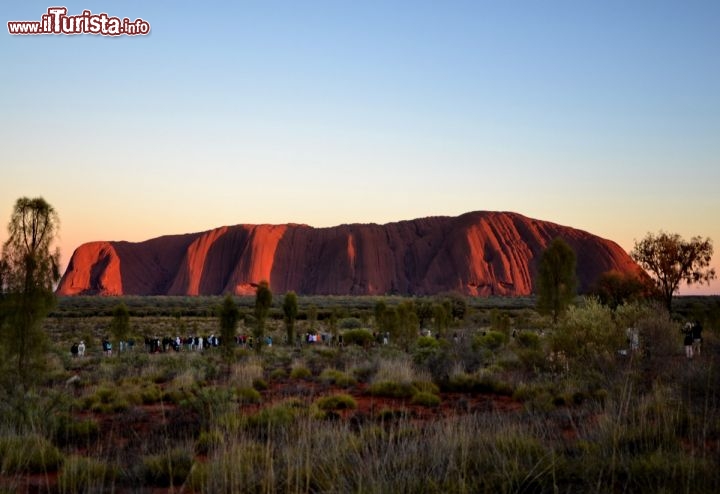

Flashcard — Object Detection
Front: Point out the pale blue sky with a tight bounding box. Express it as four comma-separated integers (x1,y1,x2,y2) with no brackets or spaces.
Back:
2,1,718,293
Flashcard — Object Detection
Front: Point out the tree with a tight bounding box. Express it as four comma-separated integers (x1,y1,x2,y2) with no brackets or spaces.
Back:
109,303,131,345
395,301,419,349
591,270,657,310
0,197,61,390
432,303,450,336
631,232,715,311
374,300,387,330
219,294,240,362
253,281,272,353
536,237,577,324
438,291,468,322
282,291,298,345
307,304,318,332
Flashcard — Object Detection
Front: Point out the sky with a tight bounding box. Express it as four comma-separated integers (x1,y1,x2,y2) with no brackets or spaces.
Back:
1,1,718,294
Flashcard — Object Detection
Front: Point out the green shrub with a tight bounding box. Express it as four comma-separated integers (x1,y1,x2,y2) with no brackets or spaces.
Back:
319,368,357,387
59,455,117,493
195,430,224,455
411,391,441,407
315,394,358,411
252,377,268,390
368,380,417,399
444,372,476,392
339,317,362,329
551,297,623,375
350,362,376,383
516,331,540,349
140,384,163,404
142,448,193,487
416,336,439,349
290,366,312,379
0,434,63,474
515,348,548,373
412,380,440,395
237,387,262,404
53,415,100,447
343,329,374,347
473,331,507,350
246,403,298,429
270,368,287,380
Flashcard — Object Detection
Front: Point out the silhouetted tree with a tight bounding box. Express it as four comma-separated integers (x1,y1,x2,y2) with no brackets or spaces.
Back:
374,300,387,329
307,304,318,331
219,294,240,362
591,270,657,310
536,237,577,324
631,232,715,311
253,281,272,353
396,301,419,349
0,197,60,390
282,291,298,345
432,303,450,336
110,303,131,345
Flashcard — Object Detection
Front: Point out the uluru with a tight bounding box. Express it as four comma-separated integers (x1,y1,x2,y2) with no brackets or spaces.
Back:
57,211,641,297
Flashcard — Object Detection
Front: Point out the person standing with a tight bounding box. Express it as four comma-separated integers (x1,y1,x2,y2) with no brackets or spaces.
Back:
692,320,703,357
682,322,694,360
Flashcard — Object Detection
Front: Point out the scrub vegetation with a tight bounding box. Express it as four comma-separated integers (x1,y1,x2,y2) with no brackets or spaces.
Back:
0,292,718,493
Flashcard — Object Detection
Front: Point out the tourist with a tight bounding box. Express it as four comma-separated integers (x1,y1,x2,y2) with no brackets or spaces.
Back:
682,322,694,360
692,320,703,357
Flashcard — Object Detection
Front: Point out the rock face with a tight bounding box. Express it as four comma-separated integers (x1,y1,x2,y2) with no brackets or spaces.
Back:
57,211,641,296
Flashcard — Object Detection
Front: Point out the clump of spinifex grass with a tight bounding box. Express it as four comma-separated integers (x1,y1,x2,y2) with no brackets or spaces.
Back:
229,357,264,389
0,433,63,474
319,368,357,387
58,455,118,494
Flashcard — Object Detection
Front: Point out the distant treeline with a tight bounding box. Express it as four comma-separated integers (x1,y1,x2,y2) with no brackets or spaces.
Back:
51,294,719,326
52,294,538,319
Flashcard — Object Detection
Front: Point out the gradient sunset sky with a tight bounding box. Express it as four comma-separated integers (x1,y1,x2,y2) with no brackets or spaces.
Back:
2,1,718,294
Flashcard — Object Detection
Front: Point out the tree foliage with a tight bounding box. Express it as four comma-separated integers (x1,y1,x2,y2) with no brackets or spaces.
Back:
109,303,131,343
0,197,61,390
536,237,577,324
253,281,272,352
282,291,298,344
630,232,715,311
219,295,240,361
591,270,658,310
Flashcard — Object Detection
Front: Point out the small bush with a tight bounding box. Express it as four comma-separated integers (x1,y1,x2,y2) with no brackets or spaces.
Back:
473,330,508,351
343,329,374,347
140,384,163,404
142,448,193,487
53,415,99,447
237,387,262,404
320,368,357,387
0,434,63,474
368,380,416,399
59,455,117,493
412,380,440,395
315,394,358,411
416,336,440,349
290,366,312,379
339,317,363,329
195,430,224,456
246,403,298,430
350,362,376,383
270,368,287,380
411,391,441,407
516,331,541,349
252,377,268,391
444,371,476,392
